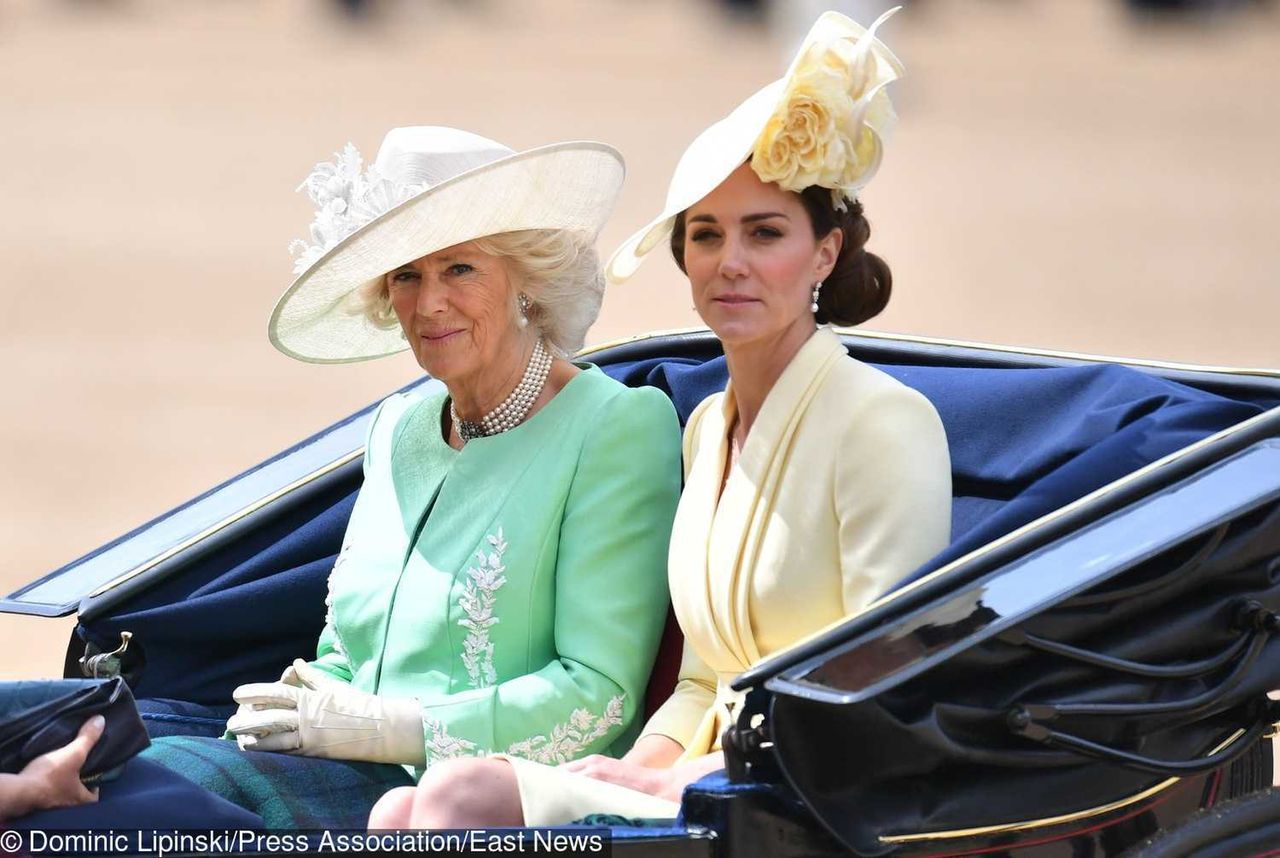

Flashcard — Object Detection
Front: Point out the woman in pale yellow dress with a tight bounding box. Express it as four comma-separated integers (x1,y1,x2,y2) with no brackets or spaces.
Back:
368,8,953,828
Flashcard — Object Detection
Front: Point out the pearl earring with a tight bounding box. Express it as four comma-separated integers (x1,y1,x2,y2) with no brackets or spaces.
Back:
811,281,822,314
517,292,532,329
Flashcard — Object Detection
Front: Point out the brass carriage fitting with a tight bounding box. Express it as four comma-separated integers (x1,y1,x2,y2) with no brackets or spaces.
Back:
79,631,132,679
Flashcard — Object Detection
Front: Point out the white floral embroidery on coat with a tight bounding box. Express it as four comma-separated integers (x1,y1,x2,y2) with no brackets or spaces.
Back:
504,695,625,765
323,542,354,658
422,714,479,765
418,696,627,767
458,528,509,689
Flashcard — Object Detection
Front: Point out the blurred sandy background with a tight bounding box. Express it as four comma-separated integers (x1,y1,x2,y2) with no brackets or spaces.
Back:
1,0,1277,691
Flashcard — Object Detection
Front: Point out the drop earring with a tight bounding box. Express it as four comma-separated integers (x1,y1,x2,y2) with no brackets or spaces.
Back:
811,281,822,314
517,292,531,329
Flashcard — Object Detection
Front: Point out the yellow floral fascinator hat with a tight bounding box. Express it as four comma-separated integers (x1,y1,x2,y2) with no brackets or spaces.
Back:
605,8,903,285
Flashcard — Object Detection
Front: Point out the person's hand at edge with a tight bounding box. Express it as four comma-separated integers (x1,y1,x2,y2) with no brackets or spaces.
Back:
0,715,104,820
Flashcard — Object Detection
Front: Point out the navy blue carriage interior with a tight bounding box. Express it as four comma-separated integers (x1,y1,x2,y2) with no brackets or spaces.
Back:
60,331,1280,846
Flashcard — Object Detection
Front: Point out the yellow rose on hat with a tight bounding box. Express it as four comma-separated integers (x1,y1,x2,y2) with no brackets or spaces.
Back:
751,57,846,191
750,8,903,210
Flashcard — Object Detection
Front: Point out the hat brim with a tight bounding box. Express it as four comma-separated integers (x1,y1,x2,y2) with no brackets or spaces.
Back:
269,141,624,364
603,82,780,286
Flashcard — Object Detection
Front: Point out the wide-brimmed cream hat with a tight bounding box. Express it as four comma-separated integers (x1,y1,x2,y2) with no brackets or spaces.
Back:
268,126,625,363
605,8,903,285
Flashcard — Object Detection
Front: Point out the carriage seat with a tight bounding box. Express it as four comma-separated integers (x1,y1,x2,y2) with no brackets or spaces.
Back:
602,352,1263,585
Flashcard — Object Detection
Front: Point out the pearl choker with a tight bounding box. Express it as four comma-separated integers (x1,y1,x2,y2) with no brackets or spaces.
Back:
450,339,553,443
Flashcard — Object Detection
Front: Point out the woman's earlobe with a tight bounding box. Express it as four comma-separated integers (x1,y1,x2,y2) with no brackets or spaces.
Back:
517,293,532,329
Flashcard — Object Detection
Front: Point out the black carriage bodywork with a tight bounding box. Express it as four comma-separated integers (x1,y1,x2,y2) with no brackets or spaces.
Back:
5,328,1280,857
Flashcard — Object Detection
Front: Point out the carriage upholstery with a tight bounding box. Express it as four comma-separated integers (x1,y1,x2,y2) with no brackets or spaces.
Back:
603,354,1265,582
81,351,1267,750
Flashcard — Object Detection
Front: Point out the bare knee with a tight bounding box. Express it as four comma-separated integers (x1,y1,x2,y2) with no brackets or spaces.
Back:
411,758,524,828
368,786,415,830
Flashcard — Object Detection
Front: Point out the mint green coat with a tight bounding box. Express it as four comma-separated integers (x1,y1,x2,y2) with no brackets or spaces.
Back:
309,367,680,775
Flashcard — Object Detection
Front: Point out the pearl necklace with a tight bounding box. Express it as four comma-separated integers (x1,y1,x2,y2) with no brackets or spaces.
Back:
450,339,553,443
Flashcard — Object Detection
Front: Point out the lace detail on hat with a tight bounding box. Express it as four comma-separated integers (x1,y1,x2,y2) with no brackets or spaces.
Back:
288,143,427,275
458,528,509,689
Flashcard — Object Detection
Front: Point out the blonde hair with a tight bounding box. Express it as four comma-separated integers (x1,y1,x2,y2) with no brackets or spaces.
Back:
356,229,603,355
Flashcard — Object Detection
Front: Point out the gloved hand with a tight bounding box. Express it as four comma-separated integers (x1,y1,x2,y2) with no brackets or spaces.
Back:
278,658,347,690
226,661,425,766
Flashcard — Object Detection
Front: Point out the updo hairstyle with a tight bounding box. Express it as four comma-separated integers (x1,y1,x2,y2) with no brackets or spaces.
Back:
669,184,892,327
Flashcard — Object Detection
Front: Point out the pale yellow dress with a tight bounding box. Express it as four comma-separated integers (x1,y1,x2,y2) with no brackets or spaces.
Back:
502,327,953,824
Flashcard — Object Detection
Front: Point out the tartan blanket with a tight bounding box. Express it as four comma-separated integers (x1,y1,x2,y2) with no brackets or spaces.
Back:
140,735,414,829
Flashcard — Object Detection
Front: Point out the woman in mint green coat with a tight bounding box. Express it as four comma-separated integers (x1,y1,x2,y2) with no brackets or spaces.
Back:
138,126,680,829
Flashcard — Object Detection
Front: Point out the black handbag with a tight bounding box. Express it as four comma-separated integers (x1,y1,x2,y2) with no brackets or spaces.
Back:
0,677,150,783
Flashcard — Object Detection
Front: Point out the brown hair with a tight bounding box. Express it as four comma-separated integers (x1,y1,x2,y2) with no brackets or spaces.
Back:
669,185,892,327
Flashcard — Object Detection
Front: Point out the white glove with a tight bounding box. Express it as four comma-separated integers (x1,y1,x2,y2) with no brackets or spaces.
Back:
279,658,348,690
226,661,425,766
225,659,345,740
